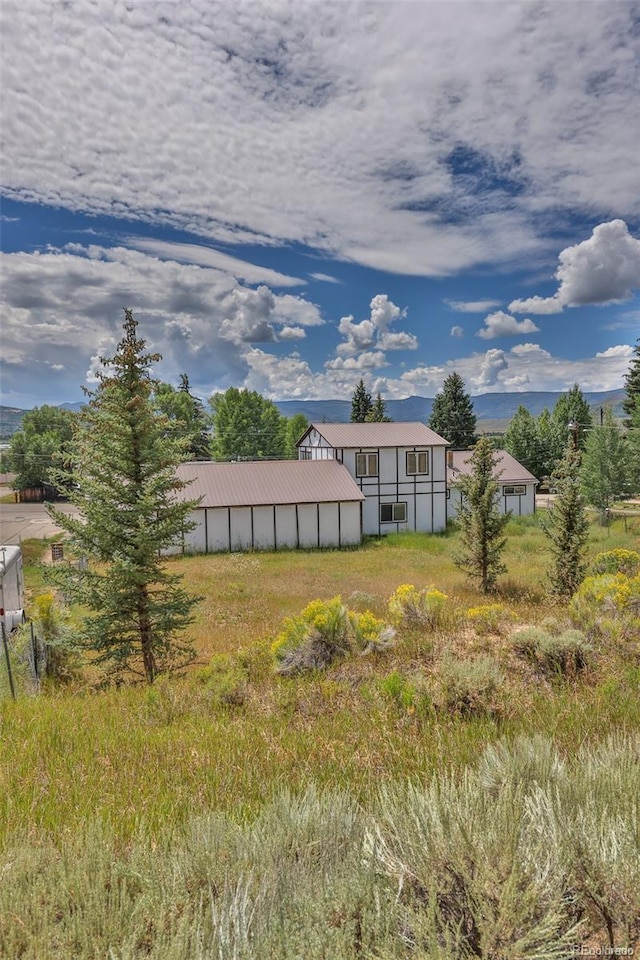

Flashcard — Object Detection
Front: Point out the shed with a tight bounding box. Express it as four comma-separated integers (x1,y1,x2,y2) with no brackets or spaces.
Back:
446,449,538,519
170,459,365,554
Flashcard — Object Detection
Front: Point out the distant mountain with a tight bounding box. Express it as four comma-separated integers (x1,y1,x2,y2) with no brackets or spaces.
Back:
0,389,626,438
274,389,626,424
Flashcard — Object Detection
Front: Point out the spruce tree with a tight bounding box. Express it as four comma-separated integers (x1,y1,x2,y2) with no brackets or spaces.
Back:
504,405,542,480
428,372,476,448
47,310,201,684
155,374,211,460
541,446,589,598
365,392,392,422
551,384,593,452
627,396,640,495
350,379,373,422
622,338,640,427
580,405,628,522
453,437,510,593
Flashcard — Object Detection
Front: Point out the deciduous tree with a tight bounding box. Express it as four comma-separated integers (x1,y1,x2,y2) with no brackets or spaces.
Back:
210,388,286,460
285,413,309,458
47,310,200,684
504,406,542,481
3,405,75,492
453,437,509,593
428,373,476,448
551,384,592,452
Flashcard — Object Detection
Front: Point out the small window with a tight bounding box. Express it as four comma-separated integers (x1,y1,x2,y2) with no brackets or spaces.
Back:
406,450,429,475
503,484,526,496
356,452,378,477
299,448,312,460
380,502,407,523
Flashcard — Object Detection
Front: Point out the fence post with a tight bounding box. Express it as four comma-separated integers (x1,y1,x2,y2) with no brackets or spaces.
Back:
1,622,16,701
31,621,39,687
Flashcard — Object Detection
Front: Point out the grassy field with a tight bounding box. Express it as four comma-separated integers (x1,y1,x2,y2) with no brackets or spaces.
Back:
2,517,639,955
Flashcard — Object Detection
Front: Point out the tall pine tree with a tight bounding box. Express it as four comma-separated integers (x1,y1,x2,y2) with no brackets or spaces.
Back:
580,405,628,522
541,446,589,598
551,384,593,452
350,379,373,422
622,338,640,427
428,373,476,448
365,392,392,422
48,310,201,684
453,437,509,593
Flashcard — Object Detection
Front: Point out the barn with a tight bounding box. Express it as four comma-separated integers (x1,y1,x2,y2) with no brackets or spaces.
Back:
169,459,364,554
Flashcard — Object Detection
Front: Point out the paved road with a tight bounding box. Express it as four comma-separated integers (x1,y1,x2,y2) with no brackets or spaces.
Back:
0,501,78,544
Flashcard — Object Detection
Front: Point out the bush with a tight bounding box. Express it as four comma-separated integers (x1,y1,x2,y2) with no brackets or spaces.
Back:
433,654,503,716
272,597,394,675
570,574,640,640
591,548,640,577
13,592,80,685
466,602,517,636
512,626,592,677
195,653,248,707
388,584,449,629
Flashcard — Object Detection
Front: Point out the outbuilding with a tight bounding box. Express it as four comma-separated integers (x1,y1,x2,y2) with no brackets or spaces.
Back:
446,449,538,519
170,459,364,554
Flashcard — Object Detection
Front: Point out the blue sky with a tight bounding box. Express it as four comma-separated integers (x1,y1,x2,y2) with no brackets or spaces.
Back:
1,0,639,410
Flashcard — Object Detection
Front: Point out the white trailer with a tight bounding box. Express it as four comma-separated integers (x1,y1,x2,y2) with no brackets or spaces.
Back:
0,545,25,632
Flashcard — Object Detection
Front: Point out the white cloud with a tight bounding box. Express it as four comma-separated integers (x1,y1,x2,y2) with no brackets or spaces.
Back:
2,3,638,276
473,349,509,388
336,293,415,358
278,326,306,340
510,343,552,358
446,300,502,313
510,220,640,314
309,272,342,284
125,237,305,287
325,352,387,371
477,311,540,339
450,325,464,338
596,344,634,358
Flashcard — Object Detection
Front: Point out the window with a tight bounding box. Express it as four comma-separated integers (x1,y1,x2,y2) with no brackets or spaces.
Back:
356,452,378,477
380,502,407,523
299,448,312,460
406,450,429,475
503,484,526,496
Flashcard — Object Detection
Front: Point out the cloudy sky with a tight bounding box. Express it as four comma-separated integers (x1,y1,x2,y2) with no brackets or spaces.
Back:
1,0,639,410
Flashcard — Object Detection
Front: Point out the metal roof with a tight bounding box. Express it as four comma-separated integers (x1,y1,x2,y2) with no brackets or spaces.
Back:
301,422,449,448
447,449,538,484
176,459,365,508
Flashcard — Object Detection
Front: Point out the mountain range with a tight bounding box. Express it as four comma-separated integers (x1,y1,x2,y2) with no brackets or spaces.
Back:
0,389,626,439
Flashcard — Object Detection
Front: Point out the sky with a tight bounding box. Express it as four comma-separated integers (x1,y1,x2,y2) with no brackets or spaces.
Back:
1,0,639,411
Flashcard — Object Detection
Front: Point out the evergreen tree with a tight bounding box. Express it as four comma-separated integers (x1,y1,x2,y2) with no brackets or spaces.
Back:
428,373,476,448
541,446,589,598
580,405,628,522
365,392,392,422
155,374,211,460
350,379,373,422
536,408,562,480
47,310,201,684
210,388,286,460
626,396,640,495
551,384,592,452
453,437,510,593
504,406,542,481
622,338,640,426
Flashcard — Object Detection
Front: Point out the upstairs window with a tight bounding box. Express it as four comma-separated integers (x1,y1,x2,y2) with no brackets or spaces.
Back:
406,450,429,475
380,502,407,523
356,452,378,477
503,484,526,496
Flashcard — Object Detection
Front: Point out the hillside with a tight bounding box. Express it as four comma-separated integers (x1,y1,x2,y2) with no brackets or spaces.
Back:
0,388,626,438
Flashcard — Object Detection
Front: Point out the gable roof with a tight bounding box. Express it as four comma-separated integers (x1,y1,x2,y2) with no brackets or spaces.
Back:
447,449,538,484
176,459,365,508
300,422,449,448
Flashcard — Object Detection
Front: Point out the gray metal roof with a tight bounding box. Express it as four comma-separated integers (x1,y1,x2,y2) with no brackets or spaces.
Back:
447,449,538,484
176,459,365,508
302,422,449,448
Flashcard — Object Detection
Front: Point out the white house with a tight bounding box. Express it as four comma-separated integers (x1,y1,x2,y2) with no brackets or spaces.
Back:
446,449,538,520
296,422,449,535
170,459,364,554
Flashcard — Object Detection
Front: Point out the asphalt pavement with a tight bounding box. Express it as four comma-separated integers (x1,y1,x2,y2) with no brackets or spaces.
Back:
0,499,77,545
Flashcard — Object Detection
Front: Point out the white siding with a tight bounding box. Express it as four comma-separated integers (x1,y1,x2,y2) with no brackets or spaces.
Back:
172,501,362,553
447,482,536,520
